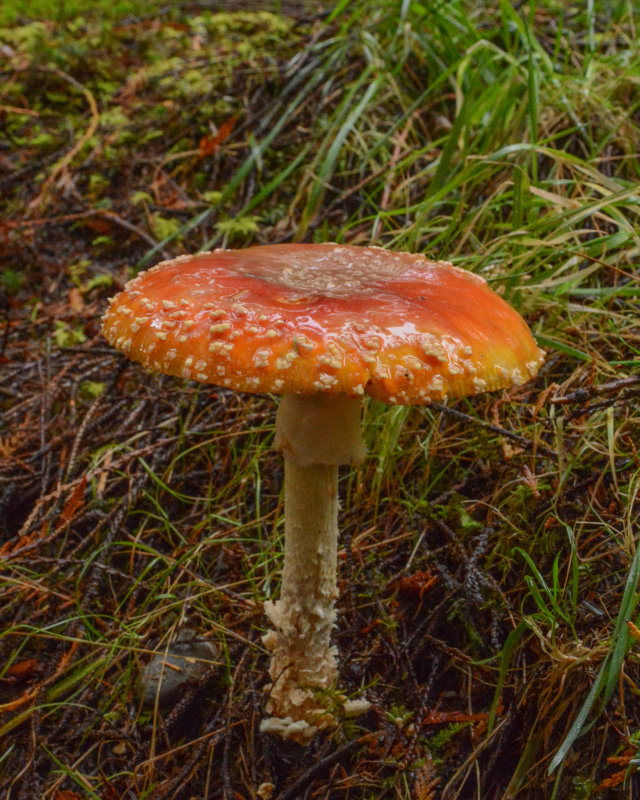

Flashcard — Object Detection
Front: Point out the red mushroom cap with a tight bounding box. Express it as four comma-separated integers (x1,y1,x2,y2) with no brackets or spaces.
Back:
102,244,544,404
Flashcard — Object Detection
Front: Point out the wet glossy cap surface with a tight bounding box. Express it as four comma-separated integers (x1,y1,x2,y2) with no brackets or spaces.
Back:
102,244,544,403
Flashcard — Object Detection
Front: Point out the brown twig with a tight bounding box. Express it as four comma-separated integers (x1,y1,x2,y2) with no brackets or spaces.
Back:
278,732,382,800
551,376,640,404
428,402,558,458
3,208,167,255
21,67,100,214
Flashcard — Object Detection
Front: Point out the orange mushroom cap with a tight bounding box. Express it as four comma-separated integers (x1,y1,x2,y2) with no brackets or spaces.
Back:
102,244,544,404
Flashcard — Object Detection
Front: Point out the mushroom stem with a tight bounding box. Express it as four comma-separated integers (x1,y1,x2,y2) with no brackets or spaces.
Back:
262,394,367,740
263,460,339,723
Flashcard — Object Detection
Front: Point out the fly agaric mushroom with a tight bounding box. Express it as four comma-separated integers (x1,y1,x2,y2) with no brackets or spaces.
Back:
102,243,544,741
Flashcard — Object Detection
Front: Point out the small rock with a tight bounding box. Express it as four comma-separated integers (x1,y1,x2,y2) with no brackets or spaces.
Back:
139,627,219,707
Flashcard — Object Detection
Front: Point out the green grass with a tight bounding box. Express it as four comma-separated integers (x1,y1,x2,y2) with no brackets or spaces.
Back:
1,1,640,797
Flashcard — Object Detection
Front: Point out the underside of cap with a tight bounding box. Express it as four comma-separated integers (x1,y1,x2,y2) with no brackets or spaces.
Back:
102,244,544,404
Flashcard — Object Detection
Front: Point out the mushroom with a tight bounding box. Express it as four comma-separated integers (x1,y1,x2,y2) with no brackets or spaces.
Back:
102,243,544,741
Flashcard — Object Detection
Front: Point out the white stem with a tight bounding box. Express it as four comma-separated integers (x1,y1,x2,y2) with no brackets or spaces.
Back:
261,395,366,741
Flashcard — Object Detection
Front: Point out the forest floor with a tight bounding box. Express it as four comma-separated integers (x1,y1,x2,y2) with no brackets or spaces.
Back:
1,2,640,798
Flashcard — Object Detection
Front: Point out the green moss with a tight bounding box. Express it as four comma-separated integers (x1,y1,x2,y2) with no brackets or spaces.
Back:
150,214,183,242
0,0,164,25
53,321,86,347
